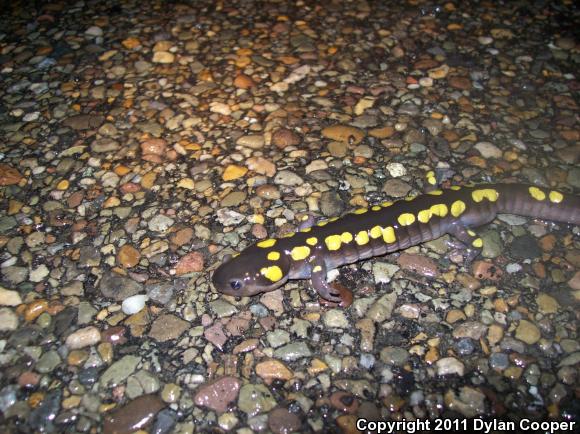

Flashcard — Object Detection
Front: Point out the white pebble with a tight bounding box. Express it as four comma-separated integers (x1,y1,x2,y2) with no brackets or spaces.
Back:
122,294,148,315
65,326,101,349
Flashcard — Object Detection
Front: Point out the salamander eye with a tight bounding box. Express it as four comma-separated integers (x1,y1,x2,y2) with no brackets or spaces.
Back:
230,280,242,291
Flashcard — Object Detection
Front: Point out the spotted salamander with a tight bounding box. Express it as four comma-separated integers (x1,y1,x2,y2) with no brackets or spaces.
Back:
212,184,580,303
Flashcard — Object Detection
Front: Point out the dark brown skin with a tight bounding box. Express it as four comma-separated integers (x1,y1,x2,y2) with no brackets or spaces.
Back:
212,184,580,303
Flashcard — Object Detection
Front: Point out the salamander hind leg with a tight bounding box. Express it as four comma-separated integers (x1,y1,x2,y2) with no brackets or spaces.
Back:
447,223,484,265
310,259,353,307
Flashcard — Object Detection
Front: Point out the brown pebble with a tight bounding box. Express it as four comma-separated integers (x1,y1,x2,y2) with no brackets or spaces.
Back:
472,261,503,280
268,407,302,434
170,227,193,247
67,191,85,208
117,245,141,268
193,376,241,413
255,359,294,383
234,73,255,89
174,251,204,275
0,163,24,186
103,394,165,434
101,326,128,346
330,391,359,414
24,300,49,322
140,138,167,157
397,253,439,278
272,128,301,149
18,371,40,388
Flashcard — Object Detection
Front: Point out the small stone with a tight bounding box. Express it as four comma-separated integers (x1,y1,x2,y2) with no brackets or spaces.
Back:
273,342,312,361
272,128,301,149
255,360,294,383
515,320,541,345
65,326,101,349
148,214,174,233
322,309,350,328
436,357,465,376
0,286,22,306
122,294,148,315
238,384,276,417
236,135,264,149
103,394,165,434
100,273,142,301
222,165,248,181
118,245,141,268
0,307,18,331
149,314,189,342
234,73,255,89
152,51,174,63
321,125,364,144
174,252,204,275
193,376,241,413
100,355,141,388
268,407,302,434
444,387,485,418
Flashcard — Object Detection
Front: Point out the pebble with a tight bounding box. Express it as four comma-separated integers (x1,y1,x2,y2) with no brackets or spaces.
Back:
0,286,22,306
149,314,190,342
268,407,302,434
436,357,465,376
515,320,541,345
273,342,312,362
193,376,241,413
121,294,148,315
103,394,165,434
65,326,101,349
238,384,277,417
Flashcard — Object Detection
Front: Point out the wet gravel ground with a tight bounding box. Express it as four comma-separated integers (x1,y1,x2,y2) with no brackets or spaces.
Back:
1,0,579,433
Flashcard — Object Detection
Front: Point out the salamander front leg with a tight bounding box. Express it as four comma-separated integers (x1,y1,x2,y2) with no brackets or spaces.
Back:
447,223,484,265
310,259,352,307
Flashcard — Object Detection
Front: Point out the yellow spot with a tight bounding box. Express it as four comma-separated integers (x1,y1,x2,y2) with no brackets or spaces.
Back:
353,208,368,215
370,226,383,239
467,229,476,237
382,226,396,244
312,265,322,273
426,171,436,185
381,201,393,207
306,237,318,246
301,215,309,221
549,190,563,204
291,246,311,261
267,251,280,261
317,220,329,227
371,205,382,211
325,235,342,251
450,186,461,191
451,200,466,217
257,239,276,248
428,190,443,196
329,217,339,222
471,188,499,203
528,186,546,201
472,238,483,248
430,203,448,217
340,232,353,243
300,227,312,233
282,232,295,238
398,213,416,226
405,195,416,201
260,265,283,282
417,210,432,224
355,231,369,245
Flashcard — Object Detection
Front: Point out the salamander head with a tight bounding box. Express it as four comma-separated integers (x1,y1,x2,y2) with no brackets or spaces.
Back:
212,247,290,297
